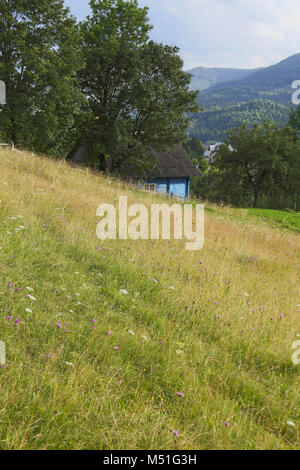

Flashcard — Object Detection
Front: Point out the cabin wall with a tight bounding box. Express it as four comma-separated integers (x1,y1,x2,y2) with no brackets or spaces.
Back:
145,177,190,199
147,178,169,194
169,178,189,199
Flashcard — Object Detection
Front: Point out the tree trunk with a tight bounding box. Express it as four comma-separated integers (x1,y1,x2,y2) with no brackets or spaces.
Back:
10,113,18,147
99,154,107,172
253,188,259,208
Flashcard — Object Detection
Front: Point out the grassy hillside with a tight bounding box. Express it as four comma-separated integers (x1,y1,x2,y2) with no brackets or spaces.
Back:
0,149,299,450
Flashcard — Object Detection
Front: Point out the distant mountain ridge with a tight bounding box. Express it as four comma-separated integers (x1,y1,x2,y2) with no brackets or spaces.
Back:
187,66,263,91
214,53,300,91
188,53,300,144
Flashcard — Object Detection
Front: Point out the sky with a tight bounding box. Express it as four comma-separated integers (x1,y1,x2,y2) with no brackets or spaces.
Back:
64,0,300,70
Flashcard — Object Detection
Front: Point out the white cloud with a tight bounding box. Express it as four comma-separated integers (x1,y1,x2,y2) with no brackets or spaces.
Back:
139,0,300,69
163,0,181,16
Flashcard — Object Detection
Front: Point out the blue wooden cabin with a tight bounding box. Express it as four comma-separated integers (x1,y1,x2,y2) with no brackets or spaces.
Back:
66,144,202,200
143,145,202,200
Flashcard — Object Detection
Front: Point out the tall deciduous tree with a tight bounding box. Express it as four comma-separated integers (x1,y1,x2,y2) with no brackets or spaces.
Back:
79,0,199,174
0,0,83,156
216,122,295,208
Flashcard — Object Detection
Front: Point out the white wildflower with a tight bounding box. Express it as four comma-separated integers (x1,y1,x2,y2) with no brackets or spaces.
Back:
27,294,36,301
287,420,296,427
65,362,75,368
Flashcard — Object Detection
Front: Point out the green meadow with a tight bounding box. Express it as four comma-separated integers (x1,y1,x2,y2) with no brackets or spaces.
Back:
0,149,299,450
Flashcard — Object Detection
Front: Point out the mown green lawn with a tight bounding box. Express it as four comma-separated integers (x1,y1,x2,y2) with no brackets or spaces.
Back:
247,208,300,232
204,205,300,233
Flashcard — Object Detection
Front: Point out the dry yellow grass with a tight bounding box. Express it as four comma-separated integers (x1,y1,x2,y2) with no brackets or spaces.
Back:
0,148,299,449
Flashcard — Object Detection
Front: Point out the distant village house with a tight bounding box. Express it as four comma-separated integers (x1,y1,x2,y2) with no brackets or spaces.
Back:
203,142,223,164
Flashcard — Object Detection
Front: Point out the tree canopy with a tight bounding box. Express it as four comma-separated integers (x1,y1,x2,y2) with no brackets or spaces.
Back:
0,0,83,156
77,0,199,174
192,120,300,209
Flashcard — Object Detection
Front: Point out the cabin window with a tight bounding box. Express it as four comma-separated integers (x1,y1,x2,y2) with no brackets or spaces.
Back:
144,183,156,192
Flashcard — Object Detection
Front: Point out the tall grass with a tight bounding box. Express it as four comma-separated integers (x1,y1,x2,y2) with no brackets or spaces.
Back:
0,149,299,450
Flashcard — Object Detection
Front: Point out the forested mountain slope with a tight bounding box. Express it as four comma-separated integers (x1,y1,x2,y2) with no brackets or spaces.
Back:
189,54,300,143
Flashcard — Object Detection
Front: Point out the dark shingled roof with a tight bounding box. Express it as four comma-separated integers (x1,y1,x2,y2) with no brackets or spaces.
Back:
66,143,203,179
150,145,203,178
